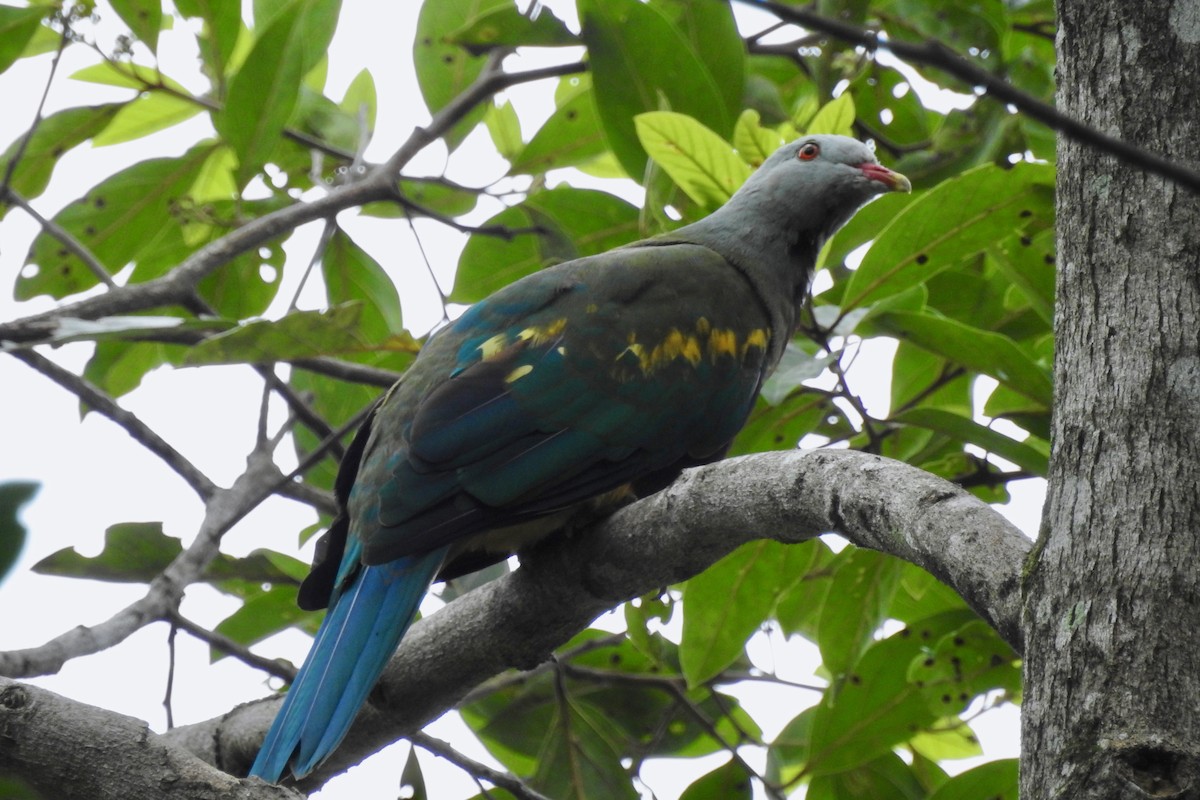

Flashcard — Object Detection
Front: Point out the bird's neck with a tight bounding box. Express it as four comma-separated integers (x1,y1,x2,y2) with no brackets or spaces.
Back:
674,212,821,370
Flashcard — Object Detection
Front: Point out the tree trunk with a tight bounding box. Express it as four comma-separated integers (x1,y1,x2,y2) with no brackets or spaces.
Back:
1023,1,1200,796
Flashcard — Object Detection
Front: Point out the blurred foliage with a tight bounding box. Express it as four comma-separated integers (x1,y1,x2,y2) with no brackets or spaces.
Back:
0,0,1057,795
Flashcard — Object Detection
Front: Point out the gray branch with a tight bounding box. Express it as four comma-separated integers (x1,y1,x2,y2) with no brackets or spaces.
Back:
0,680,302,800
157,449,1030,790
0,449,284,678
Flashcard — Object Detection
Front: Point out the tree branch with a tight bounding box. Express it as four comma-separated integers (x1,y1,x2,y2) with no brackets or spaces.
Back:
161,449,1029,788
0,58,587,347
2,187,116,288
739,0,1200,193
0,679,303,800
167,610,296,682
410,732,555,800
0,407,367,678
9,348,218,500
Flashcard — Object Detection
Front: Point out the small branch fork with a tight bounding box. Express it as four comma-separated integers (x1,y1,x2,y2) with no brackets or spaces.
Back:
738,0,1200,193
0,54,582,681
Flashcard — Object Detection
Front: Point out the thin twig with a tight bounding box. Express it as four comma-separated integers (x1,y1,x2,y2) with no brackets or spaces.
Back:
0,59,587,345
167,609,297,681
0,404,371,678
164,622,177,729
661,680,787,800
411,732,555,800
739,0,1200,193
0,28,68,193
393,192,549,240
2,188,116,288
9,349,218,499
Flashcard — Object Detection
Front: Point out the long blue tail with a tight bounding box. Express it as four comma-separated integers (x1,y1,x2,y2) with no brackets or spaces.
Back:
250,546,448,782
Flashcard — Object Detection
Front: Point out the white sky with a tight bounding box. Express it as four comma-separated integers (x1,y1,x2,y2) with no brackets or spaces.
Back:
0,3,1034,797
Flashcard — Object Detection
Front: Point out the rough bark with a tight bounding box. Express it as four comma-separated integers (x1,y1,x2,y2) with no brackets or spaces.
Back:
0,450,1029,797
1022,2,1200,797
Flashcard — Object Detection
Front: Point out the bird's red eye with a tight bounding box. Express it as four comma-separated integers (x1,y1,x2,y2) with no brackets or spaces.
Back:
797,142,820,161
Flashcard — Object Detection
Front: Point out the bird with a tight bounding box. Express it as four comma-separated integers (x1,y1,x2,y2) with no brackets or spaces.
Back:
249,134,910,782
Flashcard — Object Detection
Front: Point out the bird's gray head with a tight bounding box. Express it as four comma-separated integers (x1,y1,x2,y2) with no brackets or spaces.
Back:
734,134,911,241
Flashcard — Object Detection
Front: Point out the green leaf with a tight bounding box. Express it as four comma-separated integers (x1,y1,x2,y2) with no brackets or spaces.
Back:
400,748,429,800
928,759,1019,800
33,522,298,585
806,92,856,136
679,758,752,800
445,3,577,53
843,162,1054,311
732,109,784,167
109,0,163,52
848,63,933,152
510,75,608,175
212,584,318,660
887,563,969,624
465,678,639,800
70,60,191,92
291,364,392,492
322,230,403,338
821,190,918,274
0,775,42,800
652,0,745,127
185,304,416,365
217,0,341,178
909,720,984,761
451,187,640,303
681,539,798,686
578,0,733,178
773,539,837,639
0,482,38,585
872,310,1053,407
339,67,377,134
894,407,1048,475
0,5,47,74
485,99,522,161
635,111,751,208
366,179,479,218
759,342,836,406
450,206,568,304
804,610,977,776
808,751,928,800
92,91,203,146
176,0,242,82
991,227,1055,325
817,549,901,676
0,104,121,212
195,230,287,319
83,340,172,402
729,391,831,456
19,146,213,299
413,0,505,151
907,620,1021,715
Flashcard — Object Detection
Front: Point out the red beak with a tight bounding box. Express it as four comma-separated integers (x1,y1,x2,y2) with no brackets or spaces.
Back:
859,162,912,193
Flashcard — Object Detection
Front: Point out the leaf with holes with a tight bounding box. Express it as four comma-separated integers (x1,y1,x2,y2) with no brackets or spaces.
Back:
19,146,212,299
843,162,1054,311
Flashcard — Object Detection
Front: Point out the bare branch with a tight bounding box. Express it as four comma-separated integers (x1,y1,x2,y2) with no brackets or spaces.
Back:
0,408,368,678
167,610,296,682
0,28,67,194
167,449,1029,785
410,732,555,800
2,187,116,288
0,59,588,347
740,0,1200,193
0,678,303,800
9,349,218,500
